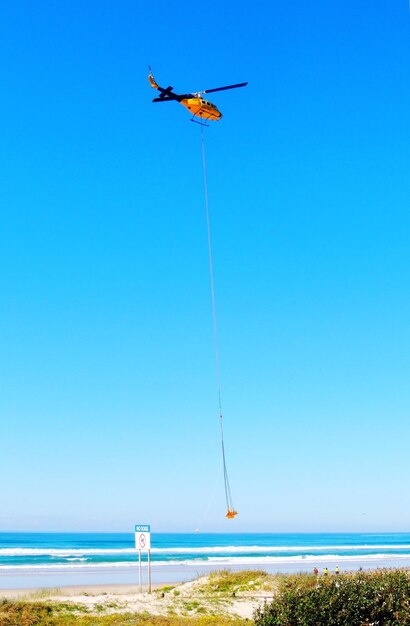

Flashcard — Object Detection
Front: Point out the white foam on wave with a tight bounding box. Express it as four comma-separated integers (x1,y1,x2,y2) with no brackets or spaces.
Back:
152,544,410,554
3,553,410,571
2,544,410,557
0,548,135,557
0,562,137,570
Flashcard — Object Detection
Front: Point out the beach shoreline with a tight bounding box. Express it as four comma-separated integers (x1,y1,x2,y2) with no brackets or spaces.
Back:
0,583,163,599
3,555,410,592
4,532,410,593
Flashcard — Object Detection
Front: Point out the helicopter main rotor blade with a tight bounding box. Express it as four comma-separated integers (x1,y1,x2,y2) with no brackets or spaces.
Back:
152,97,177,102
202,82,248,95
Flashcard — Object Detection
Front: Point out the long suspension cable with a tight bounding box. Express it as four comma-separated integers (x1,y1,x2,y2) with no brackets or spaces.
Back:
195,461,223,532
200,125,235,514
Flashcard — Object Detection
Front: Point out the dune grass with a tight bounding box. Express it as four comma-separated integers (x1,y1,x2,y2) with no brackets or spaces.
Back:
0,598,249,626
197,569,276,595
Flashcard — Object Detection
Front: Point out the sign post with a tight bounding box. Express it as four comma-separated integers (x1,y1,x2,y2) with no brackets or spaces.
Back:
135,525,151,593
138,550,142,592
148,548,151,593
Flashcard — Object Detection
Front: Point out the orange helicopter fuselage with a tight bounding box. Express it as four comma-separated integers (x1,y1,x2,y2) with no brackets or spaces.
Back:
180,97,222,121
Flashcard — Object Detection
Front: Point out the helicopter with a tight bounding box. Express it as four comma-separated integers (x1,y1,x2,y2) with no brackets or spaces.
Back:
148,69,247,123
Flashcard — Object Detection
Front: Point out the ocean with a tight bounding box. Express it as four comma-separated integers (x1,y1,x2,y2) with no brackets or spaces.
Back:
2,532,410,589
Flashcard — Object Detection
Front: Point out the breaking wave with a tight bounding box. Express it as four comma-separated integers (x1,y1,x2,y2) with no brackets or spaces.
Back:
2,553,410,571
2,544,410,558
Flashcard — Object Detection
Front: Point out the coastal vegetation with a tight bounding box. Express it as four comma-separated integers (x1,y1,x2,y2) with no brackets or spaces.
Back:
2,569,410,625
0,601,248,626
254,569,410,626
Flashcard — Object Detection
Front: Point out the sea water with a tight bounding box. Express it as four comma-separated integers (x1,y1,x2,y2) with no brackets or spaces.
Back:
2,532,410,589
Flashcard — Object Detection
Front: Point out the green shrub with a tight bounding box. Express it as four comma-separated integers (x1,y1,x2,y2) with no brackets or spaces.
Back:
254,569,410,626
0,599,54,626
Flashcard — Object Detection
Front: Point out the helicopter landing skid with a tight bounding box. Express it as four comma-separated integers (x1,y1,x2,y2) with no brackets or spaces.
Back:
190,115,209,127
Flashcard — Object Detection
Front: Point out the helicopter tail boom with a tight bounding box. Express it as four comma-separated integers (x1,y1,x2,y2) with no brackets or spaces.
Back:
148,73,159,90
148,72,182,102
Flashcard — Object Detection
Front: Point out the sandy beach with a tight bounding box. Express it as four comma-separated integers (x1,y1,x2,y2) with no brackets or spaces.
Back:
0,571,275,621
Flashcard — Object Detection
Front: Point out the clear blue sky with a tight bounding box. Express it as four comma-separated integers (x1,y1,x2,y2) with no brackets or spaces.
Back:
1,0,410,533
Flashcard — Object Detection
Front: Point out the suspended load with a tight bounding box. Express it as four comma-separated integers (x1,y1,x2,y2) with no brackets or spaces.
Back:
221,412,238,519
226,510,238,520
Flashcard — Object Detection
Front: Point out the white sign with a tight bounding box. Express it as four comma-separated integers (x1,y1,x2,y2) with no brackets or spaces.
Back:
135,524,151,551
